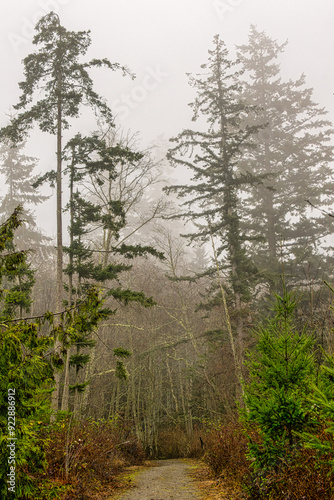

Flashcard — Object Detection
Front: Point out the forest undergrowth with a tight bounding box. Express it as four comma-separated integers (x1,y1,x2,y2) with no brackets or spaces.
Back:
32,415,146,499
200,287,334,499
27,418,207,499
15,416,334,500
203,421,334,499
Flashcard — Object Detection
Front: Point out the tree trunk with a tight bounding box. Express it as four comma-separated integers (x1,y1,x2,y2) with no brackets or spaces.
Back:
61,161,75,413
266,190,276,259
61,347,71,412
51,57,63,420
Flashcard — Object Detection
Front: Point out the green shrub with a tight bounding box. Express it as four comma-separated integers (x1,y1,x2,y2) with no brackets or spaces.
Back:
241,286,317,491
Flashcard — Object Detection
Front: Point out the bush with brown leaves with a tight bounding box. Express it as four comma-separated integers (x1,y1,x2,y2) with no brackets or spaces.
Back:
204,422,334,500
204,422,249,486
156,425,205,458
40,415,146,499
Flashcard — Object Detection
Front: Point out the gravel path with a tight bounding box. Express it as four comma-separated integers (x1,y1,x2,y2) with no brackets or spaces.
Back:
118,459,203,500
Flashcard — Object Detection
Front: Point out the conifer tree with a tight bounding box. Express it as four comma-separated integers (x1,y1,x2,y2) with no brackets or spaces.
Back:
0,11,131,416
242,284,316,496
35,132,163,412
0,208,115,495
237,26,334,282
0,138,50,257
166,35,263,361
0,207,53,498
61,134,148,412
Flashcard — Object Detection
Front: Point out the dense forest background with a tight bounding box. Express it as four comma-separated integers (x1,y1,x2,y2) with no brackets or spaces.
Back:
1,11,334,500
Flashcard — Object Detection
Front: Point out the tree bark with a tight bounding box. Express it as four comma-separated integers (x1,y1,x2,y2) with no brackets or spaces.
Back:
51,41,63,420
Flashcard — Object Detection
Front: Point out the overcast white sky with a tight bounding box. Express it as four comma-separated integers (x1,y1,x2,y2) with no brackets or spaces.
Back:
0,0,333,235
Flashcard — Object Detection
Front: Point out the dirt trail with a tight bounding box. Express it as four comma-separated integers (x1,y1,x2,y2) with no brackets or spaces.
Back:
117,459,203,500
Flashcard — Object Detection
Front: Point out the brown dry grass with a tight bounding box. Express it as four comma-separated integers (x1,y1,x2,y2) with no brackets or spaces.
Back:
39,417,146,499
201,422,334,499
190,460,245,500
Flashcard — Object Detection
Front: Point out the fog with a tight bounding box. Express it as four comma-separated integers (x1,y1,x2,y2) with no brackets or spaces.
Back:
0,0,333,235
3,4,334,483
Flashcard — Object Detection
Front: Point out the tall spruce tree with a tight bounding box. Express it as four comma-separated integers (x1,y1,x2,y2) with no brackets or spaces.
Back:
0,207,53,499
0,208,115,496
166,35,263,364
0,11,131,417
0,138,50,257
0,205,35,321
35,132,163,412
61,133,157,413
236,26,334,283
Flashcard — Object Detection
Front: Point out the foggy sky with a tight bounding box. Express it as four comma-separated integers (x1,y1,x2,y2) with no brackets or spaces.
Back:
0,0,333,235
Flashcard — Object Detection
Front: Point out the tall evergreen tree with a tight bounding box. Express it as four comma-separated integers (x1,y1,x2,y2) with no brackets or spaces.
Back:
0,207,53,499
35,132,164,412
0,208,116,496
236,26,334,282
0,11,131,417
0,206,35,321
166,35,263,364
0,138,50,257
61,134,149,413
